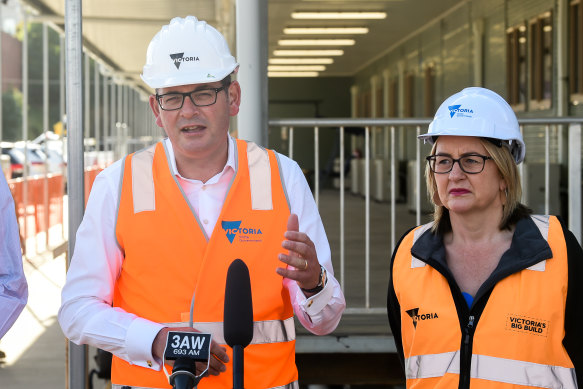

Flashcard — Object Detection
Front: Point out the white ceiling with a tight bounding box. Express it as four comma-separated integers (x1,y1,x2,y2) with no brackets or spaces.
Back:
19,0,462,89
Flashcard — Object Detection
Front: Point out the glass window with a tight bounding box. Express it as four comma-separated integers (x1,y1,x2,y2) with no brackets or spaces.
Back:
506,24,527,110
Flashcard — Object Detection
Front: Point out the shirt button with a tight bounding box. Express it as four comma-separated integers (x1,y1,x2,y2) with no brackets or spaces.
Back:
308,301,313,308
202,186,207,191
203,219,209,224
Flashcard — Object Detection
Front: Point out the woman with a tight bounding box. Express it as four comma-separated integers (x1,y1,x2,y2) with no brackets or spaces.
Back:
387,87,583,388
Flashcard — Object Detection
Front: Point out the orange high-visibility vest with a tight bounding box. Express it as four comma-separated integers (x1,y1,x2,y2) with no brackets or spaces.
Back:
392,215,576,388
111,139,298,389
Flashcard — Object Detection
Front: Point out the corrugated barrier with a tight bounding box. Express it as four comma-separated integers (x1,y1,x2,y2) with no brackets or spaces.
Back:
8,166,104,253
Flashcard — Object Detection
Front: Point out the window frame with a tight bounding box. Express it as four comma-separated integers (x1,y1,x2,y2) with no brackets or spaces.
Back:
529,11,553,110
569,0,583,104
506,23,528,111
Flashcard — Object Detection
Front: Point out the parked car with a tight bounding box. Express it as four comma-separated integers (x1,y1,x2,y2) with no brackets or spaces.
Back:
1,142,49,179
36,147,67,176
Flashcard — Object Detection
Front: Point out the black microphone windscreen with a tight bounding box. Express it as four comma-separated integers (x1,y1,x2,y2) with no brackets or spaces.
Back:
224,259,254,348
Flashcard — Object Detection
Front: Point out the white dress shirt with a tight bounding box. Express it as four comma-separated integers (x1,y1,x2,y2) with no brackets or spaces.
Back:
0,173,28,339
58,136,345,370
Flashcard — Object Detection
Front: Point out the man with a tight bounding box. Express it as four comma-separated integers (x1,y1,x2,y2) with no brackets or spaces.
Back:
58,16,345,389
0,171,28,353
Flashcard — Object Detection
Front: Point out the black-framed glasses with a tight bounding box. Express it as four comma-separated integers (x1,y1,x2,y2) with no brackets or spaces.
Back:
426,154,493,174
156,86,226,111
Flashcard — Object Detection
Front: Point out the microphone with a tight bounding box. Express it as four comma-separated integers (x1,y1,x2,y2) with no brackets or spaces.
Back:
224,259,254,389
164,331,212,389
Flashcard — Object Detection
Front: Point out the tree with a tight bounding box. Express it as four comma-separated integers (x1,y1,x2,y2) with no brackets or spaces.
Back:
16,21,61,140
1,89,23,141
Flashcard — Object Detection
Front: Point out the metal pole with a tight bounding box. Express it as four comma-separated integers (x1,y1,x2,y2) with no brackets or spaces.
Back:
568,124,581,244
235,0,267,145
544,125,549,215
518,125,528,192
123,84,128,153
116,84,122,159
94,61,100,153
59,33,65,240
390,126,396,250
110,79,115,155
339,126,345,292
365,126,370,309
103,76,108,157
416,126,421,225
288,127,293,159
22,10,28,254
314,126,319,208
43,22,49,247
84,53,90,141
0,4,3,146
65,0,88,387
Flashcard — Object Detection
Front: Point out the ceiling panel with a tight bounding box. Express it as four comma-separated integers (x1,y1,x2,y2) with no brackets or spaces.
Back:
19,0,463,87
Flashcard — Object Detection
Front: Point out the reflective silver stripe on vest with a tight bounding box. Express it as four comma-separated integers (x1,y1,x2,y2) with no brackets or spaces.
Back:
131,144,157,213
129,141,274,213
406,350,460,378
406,351,577,388
410,223,433,268
163,316,296,345
246,141,273,210
527,215,550,271
112,381,299,389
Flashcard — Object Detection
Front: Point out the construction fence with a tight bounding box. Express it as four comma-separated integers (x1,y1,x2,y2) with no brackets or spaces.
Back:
7,166,103,255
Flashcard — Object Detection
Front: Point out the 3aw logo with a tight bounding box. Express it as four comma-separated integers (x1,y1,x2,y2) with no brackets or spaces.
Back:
406,308,439,329
164,331,211,362
221,220,263,244
448,104,474,118
169,52,200,69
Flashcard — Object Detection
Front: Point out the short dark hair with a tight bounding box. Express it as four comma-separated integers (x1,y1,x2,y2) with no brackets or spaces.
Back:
221,75,232,88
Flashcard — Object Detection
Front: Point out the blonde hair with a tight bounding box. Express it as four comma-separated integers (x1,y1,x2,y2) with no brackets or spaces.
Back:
426,137,530,233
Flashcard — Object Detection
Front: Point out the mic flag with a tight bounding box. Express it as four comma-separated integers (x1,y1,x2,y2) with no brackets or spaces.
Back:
224,259,254,348
164,331,212,362
163,331,212,389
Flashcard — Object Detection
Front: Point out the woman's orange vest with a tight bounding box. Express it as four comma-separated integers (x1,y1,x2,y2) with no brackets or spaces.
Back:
111,140,298,388
392,215,577,388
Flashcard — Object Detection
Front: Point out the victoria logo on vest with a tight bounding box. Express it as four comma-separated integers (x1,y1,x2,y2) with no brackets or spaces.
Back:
221,220,263,244
406,308,439,329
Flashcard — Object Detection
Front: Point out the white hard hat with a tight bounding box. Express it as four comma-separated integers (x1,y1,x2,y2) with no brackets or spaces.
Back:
141,16,239,89
419,87,525,164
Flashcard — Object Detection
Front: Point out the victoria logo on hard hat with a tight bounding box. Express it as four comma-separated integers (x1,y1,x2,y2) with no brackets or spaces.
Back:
169,52,200,70
448,104,474,118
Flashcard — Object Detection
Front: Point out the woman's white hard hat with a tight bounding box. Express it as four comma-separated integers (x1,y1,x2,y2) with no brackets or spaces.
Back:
418,87,525,164
141,16,239,89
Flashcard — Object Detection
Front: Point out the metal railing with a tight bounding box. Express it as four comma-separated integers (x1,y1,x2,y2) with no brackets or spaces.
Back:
269,117,583,314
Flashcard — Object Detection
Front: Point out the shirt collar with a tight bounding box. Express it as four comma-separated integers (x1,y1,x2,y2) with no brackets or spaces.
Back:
163,135,236,182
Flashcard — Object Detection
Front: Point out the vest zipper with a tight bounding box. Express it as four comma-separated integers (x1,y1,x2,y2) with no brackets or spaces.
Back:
459,315,475,389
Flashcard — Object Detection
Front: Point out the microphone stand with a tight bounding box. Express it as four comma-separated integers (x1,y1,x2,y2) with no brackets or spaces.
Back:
170,358,203,389
232,345,244,389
